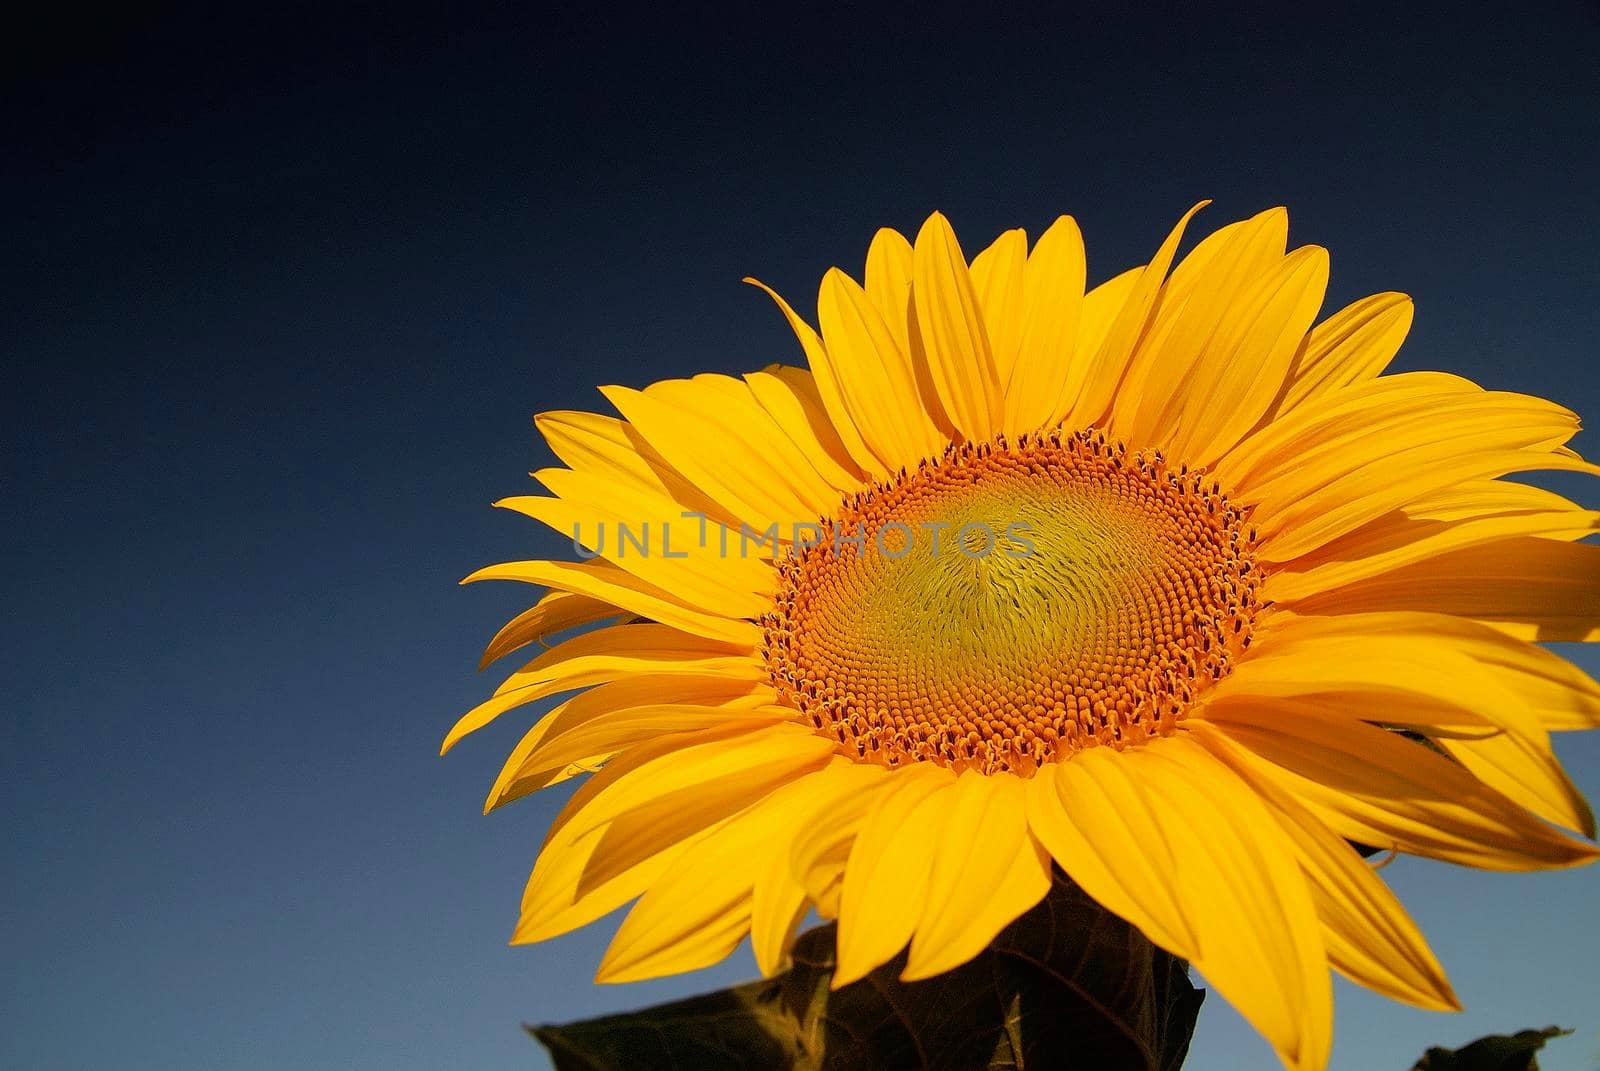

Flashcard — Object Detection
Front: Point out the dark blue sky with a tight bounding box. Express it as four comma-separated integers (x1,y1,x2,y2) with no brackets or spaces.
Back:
5,5,1599,1068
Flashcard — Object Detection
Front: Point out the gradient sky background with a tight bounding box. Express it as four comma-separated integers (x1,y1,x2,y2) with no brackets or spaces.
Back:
5,4,1600,1069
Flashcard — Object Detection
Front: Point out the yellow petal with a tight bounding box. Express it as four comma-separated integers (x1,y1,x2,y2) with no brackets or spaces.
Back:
1287,537,1600,642
490,621,755,696
1066,200,1209,428
969,227,1028,391
445,622,760,753
1193,722,1458,1012
758,760,892,974
534,409,728,523
1211,611,1562,741
742,365,866,494
1218,371,1480,489
1132,735,1333,1071
1271,292,1414,417
597,761,877,982
1168,245,1331,465
509,700,786,796
600,376,839,530
652,373,854,508
1223,608,1600,736
1216,365,1465,486
785,767,899,925
749,862,808,978
1144,208,1289,326
745,277,890,480
1230,385,1585,560
910,212,1003,442
1003,215,1087,436
505,477,774,618
1034,265,1140,431
464,558,761,646
514,818,690,949
516,723,836,944
1202,709,1597,870
1038,734,1338,1070
1441,729,1595,836
477,588,623,669
1111,208,1294,450
485,674,775,811
1027,751,1200,956
832,764,954,987
1074,269,1141,369
864,227,915,360
902,772,1052,981
816,266,947,470
1365,478,1586,521
485,708,565,808
515,723,791,945
592,808,759,983
547,720,835,852
595,813,758,982
1265,484,1600,603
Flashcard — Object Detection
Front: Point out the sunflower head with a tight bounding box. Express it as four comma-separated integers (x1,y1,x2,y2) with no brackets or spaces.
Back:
764,427,1263,774
449,205,1600,1071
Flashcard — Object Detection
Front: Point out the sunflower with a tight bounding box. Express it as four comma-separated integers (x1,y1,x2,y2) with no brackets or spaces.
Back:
446,204,1600,1071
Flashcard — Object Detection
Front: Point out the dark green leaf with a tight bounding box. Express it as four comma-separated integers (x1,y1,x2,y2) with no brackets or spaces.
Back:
531,871,1203,1070
1410,1026,1571,1071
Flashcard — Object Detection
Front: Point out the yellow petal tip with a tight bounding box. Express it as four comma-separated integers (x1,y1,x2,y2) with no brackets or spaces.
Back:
828,969,861,992
593,952,644,985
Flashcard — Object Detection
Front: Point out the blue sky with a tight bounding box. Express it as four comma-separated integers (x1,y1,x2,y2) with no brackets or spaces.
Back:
5,5,1599,1068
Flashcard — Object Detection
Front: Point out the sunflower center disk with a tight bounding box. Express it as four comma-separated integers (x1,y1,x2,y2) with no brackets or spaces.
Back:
762,429,1263,775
